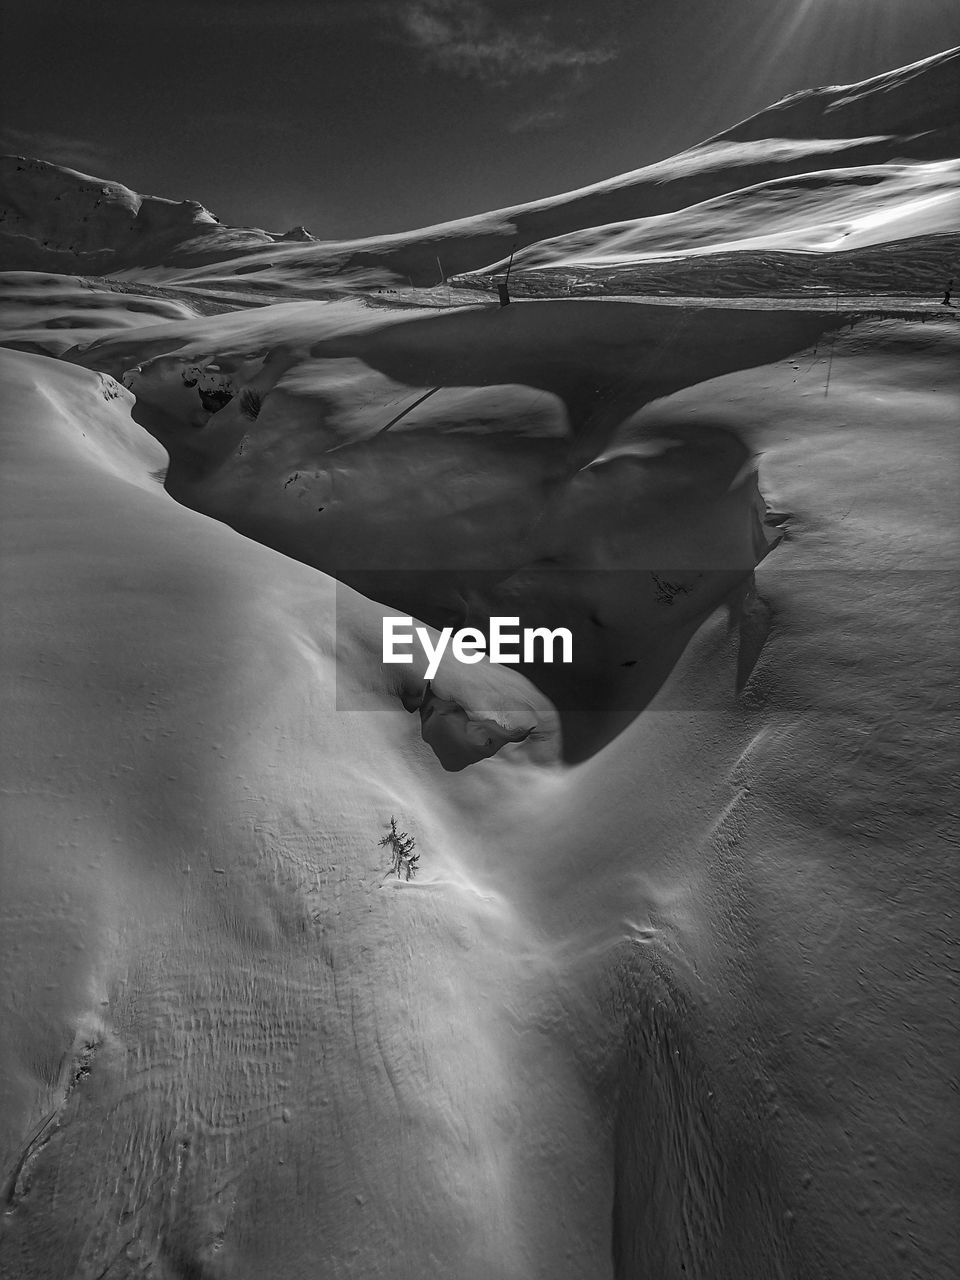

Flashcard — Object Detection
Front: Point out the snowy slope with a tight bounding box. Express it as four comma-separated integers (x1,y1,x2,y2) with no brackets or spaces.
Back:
3,309,957,1278
0,270,203,356
496,161,960,269
1,48,957,285
2,41,959,1280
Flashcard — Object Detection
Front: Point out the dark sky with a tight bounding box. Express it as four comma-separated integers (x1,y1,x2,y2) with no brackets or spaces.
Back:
2,0,958,238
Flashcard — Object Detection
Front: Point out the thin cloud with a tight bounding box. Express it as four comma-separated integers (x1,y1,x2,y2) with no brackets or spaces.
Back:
0,127,115,174
507,104,567,133
398,0,618,82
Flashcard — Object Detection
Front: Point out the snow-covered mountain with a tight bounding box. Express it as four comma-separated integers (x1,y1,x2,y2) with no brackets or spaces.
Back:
0,155,295,275
1,47,957,285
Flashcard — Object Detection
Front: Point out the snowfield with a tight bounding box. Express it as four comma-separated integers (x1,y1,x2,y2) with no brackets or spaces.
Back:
1,45,958,1280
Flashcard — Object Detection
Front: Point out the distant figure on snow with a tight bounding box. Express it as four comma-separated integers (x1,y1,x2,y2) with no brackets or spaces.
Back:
941,280,954,307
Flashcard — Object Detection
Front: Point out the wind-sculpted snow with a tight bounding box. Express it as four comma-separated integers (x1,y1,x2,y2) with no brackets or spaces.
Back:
0,271,202,356
492,162,960,270
70,298,851,760
718,45,960,146
2,313,957,1277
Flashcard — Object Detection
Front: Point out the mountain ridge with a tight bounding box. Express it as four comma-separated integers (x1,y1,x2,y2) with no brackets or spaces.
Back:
1,47,957,286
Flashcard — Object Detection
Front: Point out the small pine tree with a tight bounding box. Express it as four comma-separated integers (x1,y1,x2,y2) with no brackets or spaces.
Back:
378,816,420,881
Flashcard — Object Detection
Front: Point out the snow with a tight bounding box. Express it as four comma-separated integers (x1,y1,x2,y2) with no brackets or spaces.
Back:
2,49,956,288
1,44,958,1280
0,271,202,356
497,162,960,269
0,156,232,272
